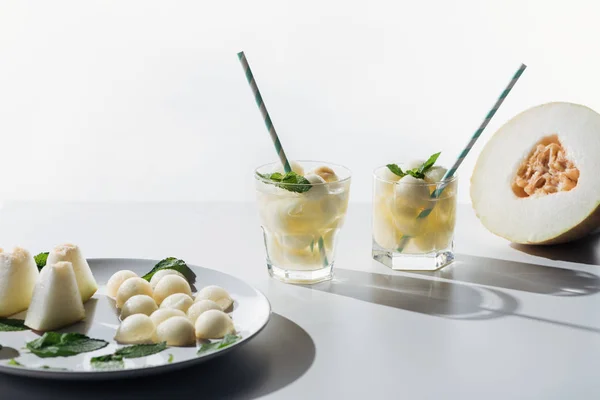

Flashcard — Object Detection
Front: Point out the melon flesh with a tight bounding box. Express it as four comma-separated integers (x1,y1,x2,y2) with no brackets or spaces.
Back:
0,248,39,317
47,244,98,302
25,262,86,331
471,102,600,244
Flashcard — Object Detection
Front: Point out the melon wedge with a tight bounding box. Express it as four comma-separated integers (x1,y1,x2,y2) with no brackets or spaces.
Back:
0,248,39,317
25,261,86,331
471,102,600,244
47,244,98,302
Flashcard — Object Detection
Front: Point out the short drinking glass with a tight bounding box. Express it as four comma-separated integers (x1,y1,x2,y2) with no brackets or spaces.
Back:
255,161,351,284
372,166,457,270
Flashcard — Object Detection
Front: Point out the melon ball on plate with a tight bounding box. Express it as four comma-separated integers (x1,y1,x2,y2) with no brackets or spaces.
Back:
0,247,39,317
149,269,186,290
115,314,156,344
156,316,195,346
195,285,233,311
187,299,221,325
116,277,153,308
160,293,194,313
150,308,186,327
195,309,235,339
106,270,138,298
25,261,85,331
120,294,158,320
153,275,192,305
46,243,98,302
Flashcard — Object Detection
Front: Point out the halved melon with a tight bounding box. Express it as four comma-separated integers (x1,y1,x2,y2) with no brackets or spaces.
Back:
471,102,600,244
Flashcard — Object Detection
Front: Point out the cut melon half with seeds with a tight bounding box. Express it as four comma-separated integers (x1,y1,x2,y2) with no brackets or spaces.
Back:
471,102,600,245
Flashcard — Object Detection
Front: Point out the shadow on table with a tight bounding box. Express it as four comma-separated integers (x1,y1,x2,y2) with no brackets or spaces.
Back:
416,254,600,296
0,313,315,400
311,267,519,320
510,232,600,266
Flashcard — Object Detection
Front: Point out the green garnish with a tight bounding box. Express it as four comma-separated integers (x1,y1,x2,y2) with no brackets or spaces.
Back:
258,171,312,193
90,354,125,371
26,332,108,358
114,342,167,358
0,318,28,332
387,152,441,180
7,359,67,370
197,334,241,355
168,353,174,363
34,252,49,271
7,359,23,367
90,342,167,370
142,258,196,284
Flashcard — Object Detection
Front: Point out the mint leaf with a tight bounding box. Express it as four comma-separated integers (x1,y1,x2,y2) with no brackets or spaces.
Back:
386,164,405,177
406,169,425,179
114,342,167,359
91,354,124,371
258,171,312,193
8,359,23,367
0,318,28,331
197,334,241,355
418,152,441,174
168,353,174,363
142,258,196,284
26,332,108,358
34,252,49,271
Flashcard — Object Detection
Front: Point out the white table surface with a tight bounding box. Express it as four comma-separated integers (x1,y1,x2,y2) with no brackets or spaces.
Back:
0,201,599,399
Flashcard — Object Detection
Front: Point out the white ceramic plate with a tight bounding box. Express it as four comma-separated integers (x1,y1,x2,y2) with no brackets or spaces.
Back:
0,258,271,379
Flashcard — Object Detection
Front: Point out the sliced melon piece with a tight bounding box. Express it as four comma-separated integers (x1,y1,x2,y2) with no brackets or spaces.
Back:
25,262,85,331
47,244,98,302
0,248,39,317
471,102,600,244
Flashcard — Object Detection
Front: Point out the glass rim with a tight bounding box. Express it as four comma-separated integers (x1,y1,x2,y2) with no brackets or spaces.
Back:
372,165,458,186
254,160,352,187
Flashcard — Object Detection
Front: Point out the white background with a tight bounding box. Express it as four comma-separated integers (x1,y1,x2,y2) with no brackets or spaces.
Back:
1,0,598,203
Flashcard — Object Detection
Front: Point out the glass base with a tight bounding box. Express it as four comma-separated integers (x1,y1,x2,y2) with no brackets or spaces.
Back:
372,247,454,271
268,263,334,284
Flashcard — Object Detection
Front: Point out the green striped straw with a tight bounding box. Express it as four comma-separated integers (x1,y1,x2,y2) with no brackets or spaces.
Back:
237,51,291,173
398,63,527,251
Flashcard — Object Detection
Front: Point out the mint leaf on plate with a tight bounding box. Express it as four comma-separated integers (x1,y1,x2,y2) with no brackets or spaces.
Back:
26,332,108,358
386,164,406,178
168,354,174,363
90,354,124,371
418,152,441,174
114,342,167,359
142,258,196,284
7,359,23,367
34,252,49,271
197,334,241,355
0,318,28,332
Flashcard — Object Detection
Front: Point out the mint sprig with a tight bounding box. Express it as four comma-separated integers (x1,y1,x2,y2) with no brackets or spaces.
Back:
0,318,29,332
197,334,241,355
142,257,196,284
387,152,441,180
26,332,108,358
258,171,312,194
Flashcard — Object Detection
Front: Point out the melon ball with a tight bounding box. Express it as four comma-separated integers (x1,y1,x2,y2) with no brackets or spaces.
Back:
304,173,328,198
115,314,156,344
187,299,221,325
150,308,186,327
153,275,192,305
394,175,431,209
424,166,448,183
403,159,425,171
120,295,158,320
160,293,194,313
116,277,153,308
194,309,235,339
195,285,233,311
312,165,338,183
106,270,138,298
149,269,186,290
156,316,195,346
